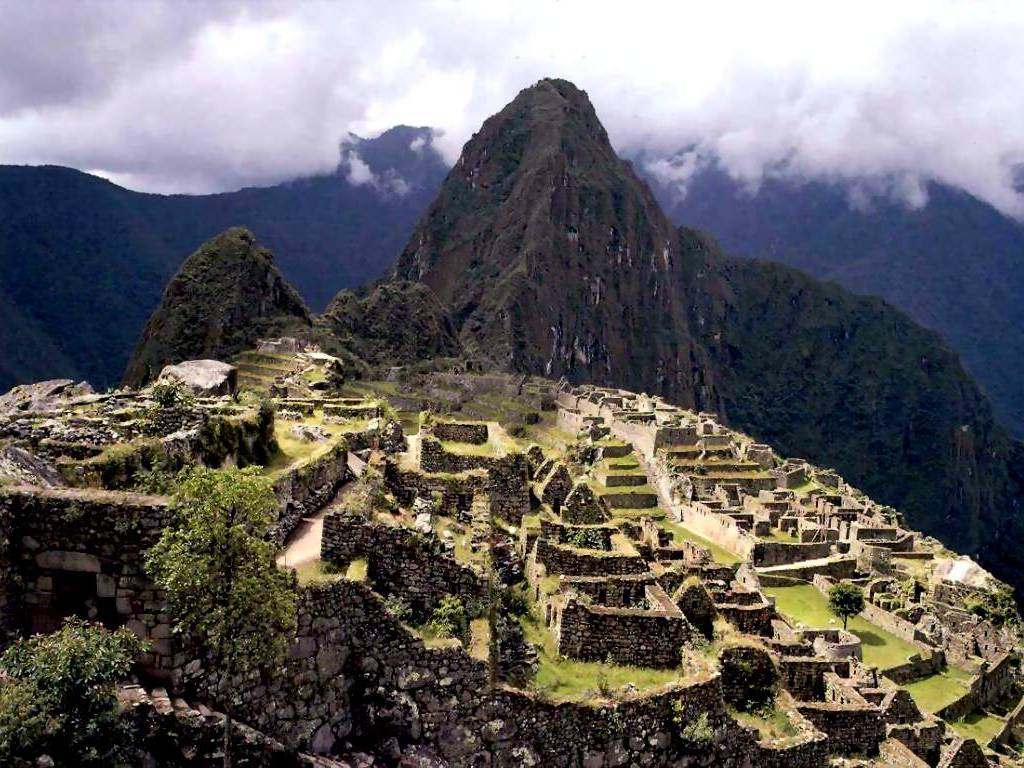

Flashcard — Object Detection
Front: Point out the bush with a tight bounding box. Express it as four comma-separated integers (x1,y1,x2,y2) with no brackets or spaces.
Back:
383,595,412,622
150,379,196,410
0,618,142,766
567,527,605,550
500,586,531,617
426,594,469,642
677,709,715,749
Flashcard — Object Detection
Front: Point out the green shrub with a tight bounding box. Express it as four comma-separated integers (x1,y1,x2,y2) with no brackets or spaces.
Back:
567,527,605,550
150,379,196,410
677,709,715,749
383,595,412,622
426,595,469,641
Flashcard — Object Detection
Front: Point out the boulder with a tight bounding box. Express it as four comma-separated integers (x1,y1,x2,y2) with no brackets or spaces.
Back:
0,379,94,415
157,359,238,396
0,445,64,487
289,424,330,443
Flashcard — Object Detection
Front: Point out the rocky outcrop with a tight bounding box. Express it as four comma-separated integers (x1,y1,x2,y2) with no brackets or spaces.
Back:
122,227,310,388
156,359,238,396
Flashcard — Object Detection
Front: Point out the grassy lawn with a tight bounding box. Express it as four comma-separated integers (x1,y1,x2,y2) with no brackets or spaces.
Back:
520,610,680,700
265,415,343,476
469,618,491,661
901,670,970,712
292,560,343,586
951,711,1005,745
659,518,743,565
763,584,926,669
345,557,368,581
729,705,800,742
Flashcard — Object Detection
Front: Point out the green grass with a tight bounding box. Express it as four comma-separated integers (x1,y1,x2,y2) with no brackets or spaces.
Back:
659,518,743,565
763,584,927,669
469,618,491,661
292,560,342,586
951,711,1005,745
265,415,343,476
729,705,800,742
520,611,680,700
345,557,368,581
900,670,970,713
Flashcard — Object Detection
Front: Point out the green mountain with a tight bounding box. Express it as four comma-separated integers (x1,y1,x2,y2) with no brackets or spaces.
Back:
0,126,446,391
387,78,1024,590
640,159,1024,437
122,227,311,387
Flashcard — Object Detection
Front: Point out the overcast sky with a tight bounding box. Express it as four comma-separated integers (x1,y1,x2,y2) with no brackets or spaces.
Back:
2,0,1022,217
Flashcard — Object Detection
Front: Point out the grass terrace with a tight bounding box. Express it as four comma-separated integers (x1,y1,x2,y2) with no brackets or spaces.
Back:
951,711,1006,746
264,413,348,477
763,583,928,669
729,703,801,743
900,668,973,713
520,608,680,700
659,518,743,565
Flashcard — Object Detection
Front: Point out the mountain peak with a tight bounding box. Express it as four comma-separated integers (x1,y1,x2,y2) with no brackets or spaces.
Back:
122,227,310,386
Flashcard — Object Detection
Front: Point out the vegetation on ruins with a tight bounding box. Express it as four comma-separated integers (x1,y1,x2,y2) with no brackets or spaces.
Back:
828,582,865,630
150,378,197,410
145,466,297,767
567,527,606,550
425,594,470,642
0,617,142,766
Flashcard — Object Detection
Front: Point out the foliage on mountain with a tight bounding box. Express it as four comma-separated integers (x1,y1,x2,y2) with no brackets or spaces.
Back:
122,227,311,387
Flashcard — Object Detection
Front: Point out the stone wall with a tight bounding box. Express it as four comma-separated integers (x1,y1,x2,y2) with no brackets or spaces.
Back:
753,541,832,568
271,438,349,544
0,485,177,677
778,657,851,700
320,511,487,619
795,701,885,757
936,652,1018,722
534,538,648,576
432,421,489,444
420,437,496,474
556,589,695,668
488,453,529,523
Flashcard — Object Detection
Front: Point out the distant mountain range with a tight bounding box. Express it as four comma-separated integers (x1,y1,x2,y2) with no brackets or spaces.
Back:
0,126,446,392
2,110,1023,441
638,158,1024,437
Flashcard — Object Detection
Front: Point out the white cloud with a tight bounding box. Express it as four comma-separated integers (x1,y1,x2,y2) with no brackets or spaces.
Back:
0,0,1021,216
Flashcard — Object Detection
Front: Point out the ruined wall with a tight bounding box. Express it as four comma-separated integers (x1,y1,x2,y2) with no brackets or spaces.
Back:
753,541,832,568
534,538,648,576
936,652,1019,722
795,701,885,757
320,512,487,619
488,453,529,523
0,485,176,676
271,439,349,544
556,594,694,668
420,437,496,473
432,422,489,444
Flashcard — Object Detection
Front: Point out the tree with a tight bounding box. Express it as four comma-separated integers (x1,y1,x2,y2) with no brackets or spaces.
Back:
146,466,296,768
828,582,865,630
0,617,142,766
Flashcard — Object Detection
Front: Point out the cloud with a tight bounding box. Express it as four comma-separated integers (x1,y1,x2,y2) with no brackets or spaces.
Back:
340,145,410,196
0,0,1021,217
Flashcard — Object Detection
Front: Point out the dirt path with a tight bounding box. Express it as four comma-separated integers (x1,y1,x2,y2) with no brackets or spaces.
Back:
275,472,362,569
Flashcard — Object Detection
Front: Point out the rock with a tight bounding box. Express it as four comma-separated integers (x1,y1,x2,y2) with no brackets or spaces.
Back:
413,512,433,534
0,445,64,487
289,424,330,442
0,379,94,415
157,359,238,396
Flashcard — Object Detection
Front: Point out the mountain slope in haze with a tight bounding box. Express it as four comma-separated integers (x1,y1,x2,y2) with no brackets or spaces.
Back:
122,227,310,387
0,126,446,392
389,78,1024,589
640,161,1024,437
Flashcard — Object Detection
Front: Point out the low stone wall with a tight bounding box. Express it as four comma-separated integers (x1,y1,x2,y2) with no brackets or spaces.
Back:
888,721,944,764
756,557,856,583
861,601,932,646
534,537,648,576
488,453,529,523
271,438,349,544
715,599,776,636
432,421,489,444
0,485,177,676
778,657,851,700
936,652,1018,722
678,504,755,561
420,437,497,473
556,591,694,668
320,512,487,619
753,541,832,568
795,701,885,757
756,730,830,768
881,652,946,685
